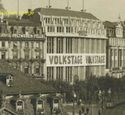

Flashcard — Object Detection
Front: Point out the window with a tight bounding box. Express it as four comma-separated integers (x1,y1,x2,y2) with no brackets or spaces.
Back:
56,67,63,81
36,42,39,48
63,18,69,25
34,63,40,75
24,63,29,74
35,51,40,59
66,27,73,33
6,75,14,87
24,51,29,59
47,37,54,53
1,41,5,47
0,26,2,33
66,38,72,53
54,18,62,24
66,67,72,82
13,42,18,48
118,49,122,67
47,67,54,81
22,27,26,34
25,42,29,48
13,51,18,59
10,26,14,34
57,26,64,33
33,27,37,34
47,26,55,32
45,17,51,24
56,38,63,53
1,52,6,59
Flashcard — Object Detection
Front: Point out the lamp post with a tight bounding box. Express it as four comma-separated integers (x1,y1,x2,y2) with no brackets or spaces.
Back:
72,91,76,115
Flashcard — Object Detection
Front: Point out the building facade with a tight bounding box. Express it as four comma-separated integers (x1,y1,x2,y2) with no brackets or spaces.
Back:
104,21,125,78
0,18,45,78
32,8,107,83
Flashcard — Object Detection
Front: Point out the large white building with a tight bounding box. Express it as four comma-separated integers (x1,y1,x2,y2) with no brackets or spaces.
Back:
31,8,107,83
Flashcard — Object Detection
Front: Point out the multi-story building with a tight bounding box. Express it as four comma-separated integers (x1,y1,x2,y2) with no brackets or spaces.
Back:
104,21,125,78
0,17,45,78
30,8,107,83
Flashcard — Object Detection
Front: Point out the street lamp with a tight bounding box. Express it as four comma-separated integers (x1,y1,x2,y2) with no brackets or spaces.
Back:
72,91,76,115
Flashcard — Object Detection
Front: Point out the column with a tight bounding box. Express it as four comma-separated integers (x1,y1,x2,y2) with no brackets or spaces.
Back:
43,37,47,80
63,38,66,81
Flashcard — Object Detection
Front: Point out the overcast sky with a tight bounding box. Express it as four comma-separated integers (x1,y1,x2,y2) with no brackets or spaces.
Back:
2,0,125,21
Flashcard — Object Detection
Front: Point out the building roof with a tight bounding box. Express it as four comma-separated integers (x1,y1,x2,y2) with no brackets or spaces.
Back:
0,61,55,96
4,18,41,27
103,21,117,28
34,8,99,20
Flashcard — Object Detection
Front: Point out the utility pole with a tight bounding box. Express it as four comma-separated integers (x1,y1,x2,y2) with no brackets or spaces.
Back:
17,0,19,19
47,0,51,8
65,0,71,10
81,0,86,12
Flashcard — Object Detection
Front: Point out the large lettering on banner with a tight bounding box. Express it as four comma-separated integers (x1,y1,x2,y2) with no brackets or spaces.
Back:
46,54,106,67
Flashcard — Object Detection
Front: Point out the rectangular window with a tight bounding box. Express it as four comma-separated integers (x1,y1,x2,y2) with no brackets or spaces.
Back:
45,17,51,24
35,51,40,59
54,18,62,24
118,49,122,67
63,19,69,25
1,52,6,59
66,67,72,83
13,42,18,48
47,37,54,53
1,41,5,47
56,38,63,53
57,26,64,33
47,67,54,81
25,42,29,48
13,51,18,59
36,42,39,48
47,26,55,32
66,38,72,53
24,67,29,74
34,64,40,75
56,67,63,81
24,51,29,59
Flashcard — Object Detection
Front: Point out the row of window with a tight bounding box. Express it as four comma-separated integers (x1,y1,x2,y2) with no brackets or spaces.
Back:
47,67,72,82
11,62,43,75
47,37,105,54
44,17,102,28
110,49,125,68
47,37,72,53
0,26,42,35
0,50,42,60
0,41,41,48
47,26,105,35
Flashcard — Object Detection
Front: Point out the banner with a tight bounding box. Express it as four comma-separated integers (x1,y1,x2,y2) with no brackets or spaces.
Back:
46,53,106,67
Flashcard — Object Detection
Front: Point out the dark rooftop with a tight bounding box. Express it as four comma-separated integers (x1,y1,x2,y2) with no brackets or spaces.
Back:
0,61,55,95
103,21,117,28
34,8,99,20
3,17,41,27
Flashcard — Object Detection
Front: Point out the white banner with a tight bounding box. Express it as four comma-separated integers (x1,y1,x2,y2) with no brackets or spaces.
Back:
46,53,106,67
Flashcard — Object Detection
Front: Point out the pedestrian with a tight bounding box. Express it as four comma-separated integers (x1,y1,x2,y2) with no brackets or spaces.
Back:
81,106,85,113
98,109,101,115
79,110,82,115
86,107,89,115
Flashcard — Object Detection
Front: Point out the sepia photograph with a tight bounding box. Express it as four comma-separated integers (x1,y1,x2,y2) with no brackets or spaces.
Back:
0,0,125,115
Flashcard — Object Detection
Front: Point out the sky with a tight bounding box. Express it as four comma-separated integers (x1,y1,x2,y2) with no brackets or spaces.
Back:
2,0,125,21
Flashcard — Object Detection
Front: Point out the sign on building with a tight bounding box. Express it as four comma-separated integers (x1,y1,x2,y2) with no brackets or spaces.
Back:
46,54,106,67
